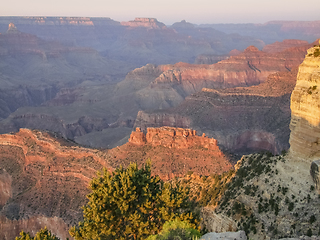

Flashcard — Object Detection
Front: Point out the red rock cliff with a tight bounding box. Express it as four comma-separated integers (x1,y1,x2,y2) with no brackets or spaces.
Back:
129,127,218,150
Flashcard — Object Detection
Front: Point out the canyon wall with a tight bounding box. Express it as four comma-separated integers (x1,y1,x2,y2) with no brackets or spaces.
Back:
129,127,218,150
289,43,320,162
135,69,298,154
0,129,112,239
107,127,232,179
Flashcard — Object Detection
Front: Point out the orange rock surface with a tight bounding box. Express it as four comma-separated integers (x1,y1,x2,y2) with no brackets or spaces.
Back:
130,127,218,150
111,127,232,180
0,129,112,239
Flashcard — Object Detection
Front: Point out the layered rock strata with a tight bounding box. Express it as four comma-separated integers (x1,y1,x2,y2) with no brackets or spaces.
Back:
0,129,112,239
289,43,320,162
135,69,298,154
129,127,218,150
107,127,232,179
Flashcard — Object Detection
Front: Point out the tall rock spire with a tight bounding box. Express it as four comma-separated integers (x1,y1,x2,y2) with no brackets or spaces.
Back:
289,41,320,162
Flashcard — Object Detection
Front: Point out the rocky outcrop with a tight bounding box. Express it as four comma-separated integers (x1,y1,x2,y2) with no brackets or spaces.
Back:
129,127,218,150
108,127,232,179
289,43,320,162
201,207,237,233
128,127,146,145
121,18,166,29
200,230,247,240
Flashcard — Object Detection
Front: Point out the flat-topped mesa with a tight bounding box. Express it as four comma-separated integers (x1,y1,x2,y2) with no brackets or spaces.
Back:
129,127,218,150
289,42,320,163
121,18,166,29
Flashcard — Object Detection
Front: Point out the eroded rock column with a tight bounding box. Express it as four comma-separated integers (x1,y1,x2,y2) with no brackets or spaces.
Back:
289,43,320,162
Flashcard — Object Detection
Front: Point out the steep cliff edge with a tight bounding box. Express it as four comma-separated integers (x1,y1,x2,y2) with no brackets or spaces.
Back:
196,45,320,239
289,43,320,162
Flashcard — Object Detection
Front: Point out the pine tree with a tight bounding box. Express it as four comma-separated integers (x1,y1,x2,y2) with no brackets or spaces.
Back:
69,161,199,240
15,227,60,240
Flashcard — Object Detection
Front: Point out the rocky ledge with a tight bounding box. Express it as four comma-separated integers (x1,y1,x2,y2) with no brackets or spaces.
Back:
129,127,218,150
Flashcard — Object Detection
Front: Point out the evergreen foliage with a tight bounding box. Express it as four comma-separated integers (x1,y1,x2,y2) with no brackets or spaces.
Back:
147,219,201,240
15,227,60,240
69,161,199,240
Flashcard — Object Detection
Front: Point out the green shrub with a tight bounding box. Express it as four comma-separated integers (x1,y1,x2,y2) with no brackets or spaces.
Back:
309,215,316,224
307,228,312,237
15,227,60,240
147,219,201,240
288,202,294,211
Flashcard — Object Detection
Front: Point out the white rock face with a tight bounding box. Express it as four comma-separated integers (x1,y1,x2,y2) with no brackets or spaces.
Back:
200,230,247,240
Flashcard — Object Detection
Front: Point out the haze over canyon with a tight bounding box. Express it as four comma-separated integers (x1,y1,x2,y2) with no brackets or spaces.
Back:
1,16,320,239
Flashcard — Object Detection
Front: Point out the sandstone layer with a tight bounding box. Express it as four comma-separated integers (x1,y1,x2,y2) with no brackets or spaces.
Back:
129,127,218,150
0,129,112,239
107,127,232,180
289,43,320,162
0,127,233,237
135,69,299,154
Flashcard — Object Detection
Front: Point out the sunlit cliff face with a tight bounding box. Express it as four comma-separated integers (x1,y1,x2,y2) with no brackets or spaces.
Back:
289,43,320,161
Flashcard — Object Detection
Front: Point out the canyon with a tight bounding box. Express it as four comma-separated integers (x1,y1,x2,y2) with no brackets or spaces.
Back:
0,16,320,239
134,69,298,154
0,127,231,239
199,43,320,239
2,39,314,152
0,128,112,239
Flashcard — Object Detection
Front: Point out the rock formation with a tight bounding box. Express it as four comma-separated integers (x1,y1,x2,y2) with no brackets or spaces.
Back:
129,127,218,150
197,43,320,239
135,68,299,154
121,18,166,29
107,127,232,179
289,43,320,162
0,129,112,239
200,230,247,240
0,127,233,238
